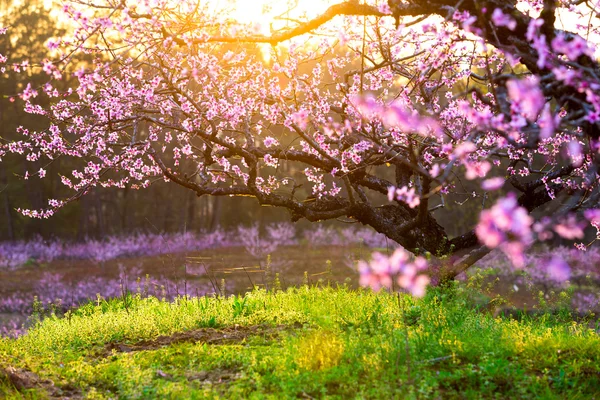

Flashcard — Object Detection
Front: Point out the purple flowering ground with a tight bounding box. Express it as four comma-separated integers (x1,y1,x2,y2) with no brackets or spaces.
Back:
0,226,599,338
0,224,388,337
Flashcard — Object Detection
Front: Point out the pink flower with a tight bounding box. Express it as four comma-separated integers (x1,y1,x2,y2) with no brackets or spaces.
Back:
584,209,600,238
507,78,545,121
476,194,533,268
452,141,476,160
359,249,430,297
482,177,505,191
388,186,420,208
358,253,393,291
567,140,583,166
502,242,527,269
382,103,442,136
538,103,557,139
396,256,430,298
378,3,392,15
551,34,593,61
554,215,585,240
492,9,516,30
429,164,441,178
291,110,309,130
575,243,587,251
584,209,600,226
263,136,279,148
20,83,39,101
465,161,491,180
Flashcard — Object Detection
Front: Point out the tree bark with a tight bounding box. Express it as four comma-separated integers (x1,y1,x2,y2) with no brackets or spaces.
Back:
0,165,15,241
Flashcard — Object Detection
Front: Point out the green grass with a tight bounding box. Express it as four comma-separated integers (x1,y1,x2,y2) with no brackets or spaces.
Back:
0,285,599,399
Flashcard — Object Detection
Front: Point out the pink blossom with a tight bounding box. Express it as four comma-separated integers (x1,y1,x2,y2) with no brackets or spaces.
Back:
501,242,528,269
552,34,593,61
584,209,600,238
20,83,38,101
507,78,545,121
378,3,392,15
554,215,585,240
452,142,476,160
429,164,441,178
482,177,505,191
492,9,517,31
352,96,442,137
397,256,430,298
358,253,393,291
584,209,600,226
388,186,420,208
465,161,491,180
359,249,430,297
575,243,587,251
263,136,279,148
291,110,309,130
476,194,533,267
382,103,442,136
567,140,583,166
538,103,557,139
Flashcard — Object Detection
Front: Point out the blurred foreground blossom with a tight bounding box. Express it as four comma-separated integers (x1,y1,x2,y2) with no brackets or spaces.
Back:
481,177,505,191
553,215,585,240
476,194,533,268
359,248,430,297
491,8,517,30
507,77,544,121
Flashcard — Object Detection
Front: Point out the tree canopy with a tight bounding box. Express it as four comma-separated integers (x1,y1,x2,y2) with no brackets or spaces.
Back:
1,0,600,289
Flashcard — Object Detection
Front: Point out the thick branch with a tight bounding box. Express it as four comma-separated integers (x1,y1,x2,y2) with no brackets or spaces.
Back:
164,3,385,46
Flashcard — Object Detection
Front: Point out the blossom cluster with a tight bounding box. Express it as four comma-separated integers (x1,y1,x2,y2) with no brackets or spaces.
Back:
476,195,533,268
387,186,420,208
358,248,430,297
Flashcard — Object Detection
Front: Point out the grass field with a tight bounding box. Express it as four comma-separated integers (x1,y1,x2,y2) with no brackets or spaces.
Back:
1,284,599,399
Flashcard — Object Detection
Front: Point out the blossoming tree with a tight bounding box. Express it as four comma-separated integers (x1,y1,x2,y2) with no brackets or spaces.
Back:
1,0,600,292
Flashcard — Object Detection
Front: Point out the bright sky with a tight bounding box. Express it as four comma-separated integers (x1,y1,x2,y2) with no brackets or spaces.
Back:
209,0,337,35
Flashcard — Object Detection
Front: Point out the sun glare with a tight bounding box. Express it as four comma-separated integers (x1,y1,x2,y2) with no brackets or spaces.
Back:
209,0,335,35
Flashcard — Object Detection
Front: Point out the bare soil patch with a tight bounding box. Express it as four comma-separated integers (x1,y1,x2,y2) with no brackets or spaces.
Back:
98,323,298,358
0,366,82,399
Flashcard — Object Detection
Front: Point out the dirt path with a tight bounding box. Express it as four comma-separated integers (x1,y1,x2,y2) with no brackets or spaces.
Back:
0,366,82,399
97,323,301,358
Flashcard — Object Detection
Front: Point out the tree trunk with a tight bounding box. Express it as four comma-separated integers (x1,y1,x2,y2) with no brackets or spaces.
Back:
0,166,15,241
186,190,196,230
209,196,222,232
121,185,129,234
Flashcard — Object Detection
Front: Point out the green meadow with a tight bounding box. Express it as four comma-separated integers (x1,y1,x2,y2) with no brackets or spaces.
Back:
1,283,599,399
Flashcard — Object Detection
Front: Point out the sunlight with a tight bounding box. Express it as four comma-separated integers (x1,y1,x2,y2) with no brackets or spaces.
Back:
207,0,335,35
